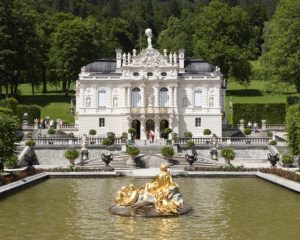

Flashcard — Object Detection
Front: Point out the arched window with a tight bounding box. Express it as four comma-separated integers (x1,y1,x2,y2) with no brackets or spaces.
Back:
131,88,141,107
98,90,106,107
159,87,168,107
86,97,91,108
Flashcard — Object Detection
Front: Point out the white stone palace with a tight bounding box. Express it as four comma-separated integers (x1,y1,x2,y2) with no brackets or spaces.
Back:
75,29,226,139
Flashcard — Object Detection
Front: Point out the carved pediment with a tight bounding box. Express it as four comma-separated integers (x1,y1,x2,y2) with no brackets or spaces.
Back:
129,48,172,68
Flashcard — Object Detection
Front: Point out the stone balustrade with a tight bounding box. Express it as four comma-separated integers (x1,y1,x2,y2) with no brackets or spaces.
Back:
32,137,123,146
265,124,285,131
179,137,271,145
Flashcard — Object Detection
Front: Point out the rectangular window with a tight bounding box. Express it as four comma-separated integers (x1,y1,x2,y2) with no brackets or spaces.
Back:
194,91,202,107
98,90,106,107
195,118,201,127
99,118,105,127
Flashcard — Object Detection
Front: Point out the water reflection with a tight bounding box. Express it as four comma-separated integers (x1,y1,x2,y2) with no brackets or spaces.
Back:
0,178,299,240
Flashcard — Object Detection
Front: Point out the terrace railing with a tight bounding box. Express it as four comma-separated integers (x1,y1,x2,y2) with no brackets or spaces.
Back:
32,137,122,146
265,124,285,131
179,137,271,145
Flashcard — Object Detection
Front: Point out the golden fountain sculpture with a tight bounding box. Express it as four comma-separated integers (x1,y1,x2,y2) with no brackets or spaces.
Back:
110,163,192,217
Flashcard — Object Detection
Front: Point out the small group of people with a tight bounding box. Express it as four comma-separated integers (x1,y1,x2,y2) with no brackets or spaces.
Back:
247,121,258,132
35,116,57,129
146,130,155,143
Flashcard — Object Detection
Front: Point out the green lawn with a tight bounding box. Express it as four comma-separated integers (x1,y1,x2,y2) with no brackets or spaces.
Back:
16,83,75,123
225,80,300,123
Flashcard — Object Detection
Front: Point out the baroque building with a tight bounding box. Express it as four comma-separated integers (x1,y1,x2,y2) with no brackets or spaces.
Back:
76,29,226,139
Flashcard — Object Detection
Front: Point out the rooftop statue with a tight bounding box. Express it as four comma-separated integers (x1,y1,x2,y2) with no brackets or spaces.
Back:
110,163,192,217
145,28,153,49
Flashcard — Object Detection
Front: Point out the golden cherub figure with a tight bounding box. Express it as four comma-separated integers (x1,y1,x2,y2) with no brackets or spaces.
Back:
114,163,183,213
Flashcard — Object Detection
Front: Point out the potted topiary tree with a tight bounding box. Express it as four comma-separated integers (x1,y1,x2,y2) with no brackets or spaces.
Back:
126,146,140,167
128,128,136,143
164,128,172,140
89,129,97,144
107,131,115,143
121,132,128,143
244,128,251,135
171,133,179,145
186,140,195,155
47,127,55,135
184,131,193,140
25,140,36,148
102,138,113,152
160,146,174,165
282,154,294,168
221,148,236,164
64,149,79,166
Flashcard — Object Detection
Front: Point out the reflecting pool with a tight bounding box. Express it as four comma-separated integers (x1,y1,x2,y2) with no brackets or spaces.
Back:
0,178,299,240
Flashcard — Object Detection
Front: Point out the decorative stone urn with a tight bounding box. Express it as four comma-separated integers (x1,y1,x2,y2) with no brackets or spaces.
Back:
101,153,114,171
185,153,197,171
267,153,279,167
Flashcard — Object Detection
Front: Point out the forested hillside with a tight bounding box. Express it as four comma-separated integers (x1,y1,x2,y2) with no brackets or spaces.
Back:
2,0,299,97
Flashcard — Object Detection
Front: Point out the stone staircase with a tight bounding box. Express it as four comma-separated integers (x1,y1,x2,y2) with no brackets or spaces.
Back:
171,152,220,169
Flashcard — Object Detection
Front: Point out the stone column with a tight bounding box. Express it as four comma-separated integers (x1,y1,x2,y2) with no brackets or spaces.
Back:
173,86,178,107
140,116,146,140
261,120,266,131
155,115,160,142
169,115,173,131
107,86,112,109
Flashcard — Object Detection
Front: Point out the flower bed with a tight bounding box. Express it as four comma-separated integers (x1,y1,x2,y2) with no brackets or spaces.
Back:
0,168,43,187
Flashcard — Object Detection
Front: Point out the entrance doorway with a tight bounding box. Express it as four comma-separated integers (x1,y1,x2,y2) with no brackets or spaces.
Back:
131,119,141,139
146,119,155,132
160,119,169,138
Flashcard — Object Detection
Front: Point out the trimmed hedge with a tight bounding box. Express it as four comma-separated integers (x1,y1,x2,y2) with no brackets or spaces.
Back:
15,104,41,124
232,103,286,125
287,96,300,106
286,104,300,155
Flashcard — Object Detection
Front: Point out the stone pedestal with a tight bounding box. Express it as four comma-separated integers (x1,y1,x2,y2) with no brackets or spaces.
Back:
80,149,89,165
121,143,127,152
210,148,218,160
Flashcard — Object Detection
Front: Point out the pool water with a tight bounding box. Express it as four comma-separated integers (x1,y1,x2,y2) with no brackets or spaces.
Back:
0,178,299,240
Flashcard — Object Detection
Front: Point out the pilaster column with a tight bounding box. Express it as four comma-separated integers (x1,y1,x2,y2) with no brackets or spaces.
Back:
154,84,159,108
155,115,160,142
141,84,145,107
127,86,131,107
173,86,178,107
123,86,127,108
140,116,146,140
168,87,173,107
169,115,173,130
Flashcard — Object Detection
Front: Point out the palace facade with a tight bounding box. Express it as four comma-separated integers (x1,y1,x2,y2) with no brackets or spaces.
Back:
75,29,226,139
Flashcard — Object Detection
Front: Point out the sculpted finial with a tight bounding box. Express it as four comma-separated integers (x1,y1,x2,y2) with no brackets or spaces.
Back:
145,28,153,49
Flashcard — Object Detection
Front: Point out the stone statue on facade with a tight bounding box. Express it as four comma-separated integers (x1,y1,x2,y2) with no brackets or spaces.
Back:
81,134,88,150
145,28,153,49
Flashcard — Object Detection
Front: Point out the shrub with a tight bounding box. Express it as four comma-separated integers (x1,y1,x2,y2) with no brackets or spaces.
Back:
164,128,172,134
128,128,136,134
15,105,41,124
184,131,193,140
0,107,12,115
25,140,36,147
107,131,115,140
89,129,97,135
127,146,140,156
166,139,172,145
232,103,286,125
187,140,195,148
282,154,294,164
160,146,174,159
121,132,128,143
26,132,33,138
286,105,300,155
287,96,300,106
64,149,79,160
269,140,277,145
244,128,252,135
102,138,113,146
47,128,56,135
5,155,18,168
260,168,300,183
171,133,179,143
221,148,236,163
203,129,211,135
